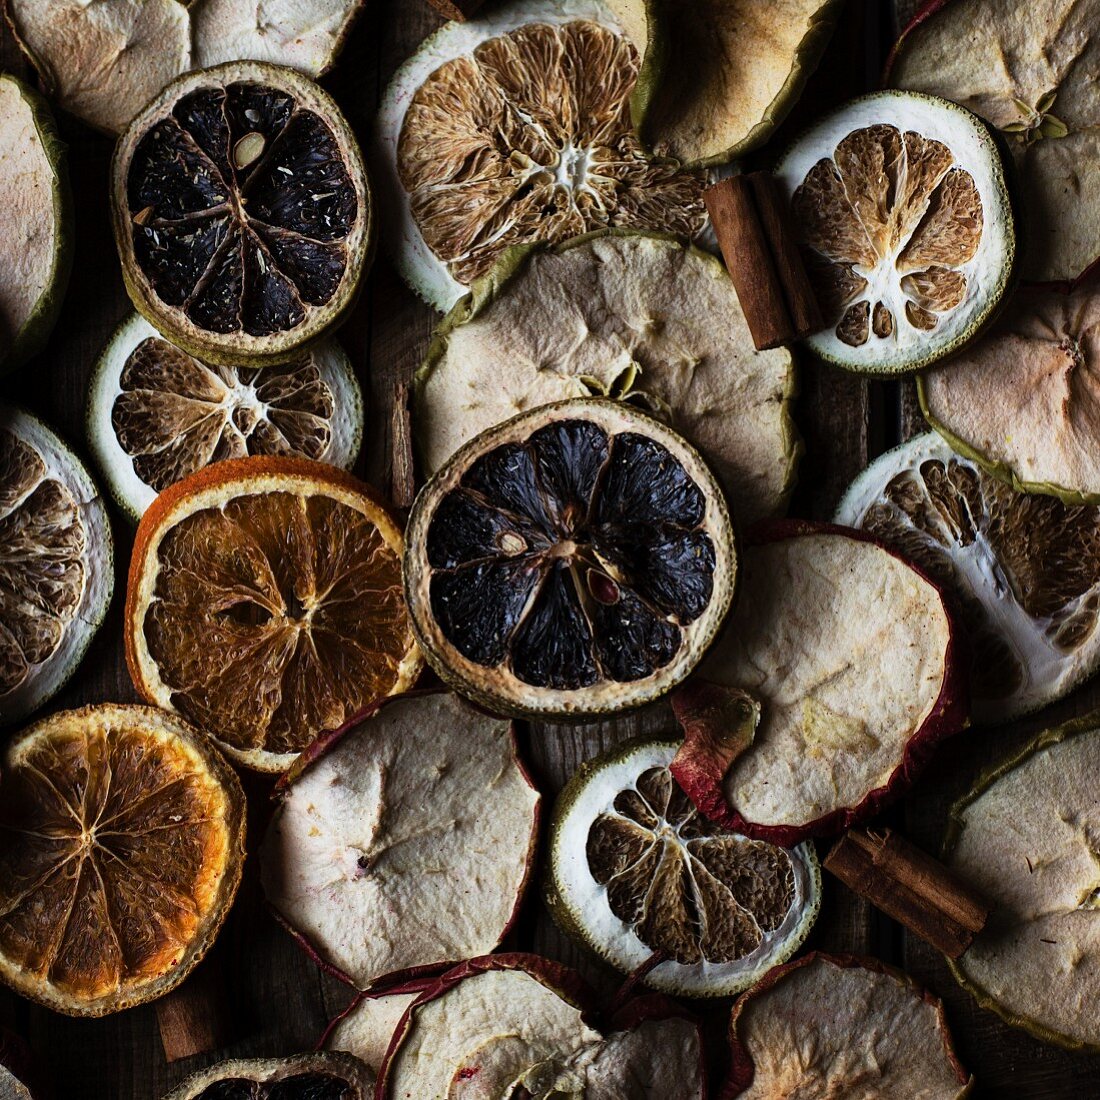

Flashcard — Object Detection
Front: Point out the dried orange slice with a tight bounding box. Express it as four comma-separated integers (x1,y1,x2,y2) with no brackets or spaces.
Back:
0,703,245,1016
125,457,421,771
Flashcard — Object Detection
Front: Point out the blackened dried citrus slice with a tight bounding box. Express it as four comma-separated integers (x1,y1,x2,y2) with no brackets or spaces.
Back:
546,737,820,997
164,1052,373,1100
112,61,372,366
125,457,421,771
404,399,736,718
0,704,245,1017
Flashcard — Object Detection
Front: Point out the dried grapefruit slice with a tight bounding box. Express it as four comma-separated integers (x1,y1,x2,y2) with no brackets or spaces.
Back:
164,1052,373,1100
723,953,972,1098
837,433,1100,722
0,703,245,1016
415,230,800,525
404,398,736,718
920,283,1100,504
125,457,421,771
0,406,112,726
260,692,540,988
546,737,819,997
674,521,966,843
88,313,363,521
375,0,708,311
112,61,372,366
775,91,1015,374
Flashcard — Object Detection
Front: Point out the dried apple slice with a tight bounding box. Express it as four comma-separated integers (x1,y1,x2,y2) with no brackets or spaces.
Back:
944,714,1100,1051
374,0,708,311
775,91,1015,374
260,692,540,988
323,979,431,1078
674,520,967,844
722,953,972,1098
837,432,1100,722
163,1052,373,1100
919,283,1100,504
415,231,800,525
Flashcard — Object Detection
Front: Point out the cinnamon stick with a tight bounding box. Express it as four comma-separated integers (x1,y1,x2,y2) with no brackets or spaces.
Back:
824,828,991,958
424,0,486,19
390,380,416,511
157,963,233,1062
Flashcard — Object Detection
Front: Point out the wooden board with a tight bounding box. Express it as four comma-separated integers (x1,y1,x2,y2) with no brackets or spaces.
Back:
1,1,1096,1095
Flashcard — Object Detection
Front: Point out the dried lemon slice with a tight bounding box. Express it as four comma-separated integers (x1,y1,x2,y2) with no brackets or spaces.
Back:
88,313,363,520
0,704,245,1016
164,1052,373,1100
546,738,820,997
125,457,421,771
775,91,1015,374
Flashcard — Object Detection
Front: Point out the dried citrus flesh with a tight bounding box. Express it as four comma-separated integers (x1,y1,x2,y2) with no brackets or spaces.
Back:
164,1052,373,1100
0,407,113,725
112,61,371,366
944,716,1100,1051
261,692,540,988
416,231,800,525
837,433,1100,723
375,0,708,311
890,0,1100,282
774,91,1014,374
920,283,1100,504
724,953,972,1098
125,457,420,771
608,0,841,166
0,704,245,1016
677,522,965,843
547,737,819,997
88,312,363,520
404,399,736,718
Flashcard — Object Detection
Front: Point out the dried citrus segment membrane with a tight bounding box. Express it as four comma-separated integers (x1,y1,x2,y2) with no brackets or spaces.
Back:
112,61,372,366
676,521,965,843
890,0,1100,282
261,693,540,988
0,407,112,725
920,284,1100,504
837,433,1100,723
125,457,421,771
547,738,819,997
945,717,1100,1050
724,953,972,1098
416,231,800,525
375,0,708,311
775,91,1014,374
88,313,363,520
404,399,736,718
164,1052,373,1100
0,704,245,1016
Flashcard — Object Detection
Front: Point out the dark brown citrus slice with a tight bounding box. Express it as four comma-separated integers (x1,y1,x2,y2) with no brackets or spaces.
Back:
125,457,421,771
164,1052,373,1100
404,399,736,718
0,704,245,1017
112,61,372,365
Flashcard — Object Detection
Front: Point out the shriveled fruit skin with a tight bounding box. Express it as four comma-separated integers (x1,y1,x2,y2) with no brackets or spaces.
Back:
163,1051,373,1100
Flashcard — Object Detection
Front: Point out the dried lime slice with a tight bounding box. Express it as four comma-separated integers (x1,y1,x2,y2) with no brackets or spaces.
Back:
88,313,362,520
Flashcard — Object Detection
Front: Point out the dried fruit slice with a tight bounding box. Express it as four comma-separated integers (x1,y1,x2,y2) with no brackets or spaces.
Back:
836,433,1100,723
675,521,966,844
374,0,709,311
404,398,736,718
164,1052,373,1100
546,737,820,997
722,953,972,1098
0,1032,40,1100
608,0,842,166
0,76,72,375
0,406,112,725
112,61,372,366
416,230,800,525
88,312,363,520
323,980,431,1078
261,692,540,988
889,0,1100,282
125,457,421,771
944,714,1100,1050
919,283,1100,504
376,954,706,1100
0,703,245,1016
775,91,1015,374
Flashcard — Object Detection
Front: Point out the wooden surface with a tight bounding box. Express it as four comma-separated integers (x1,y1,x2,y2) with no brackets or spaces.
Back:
1,1,1097,1096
